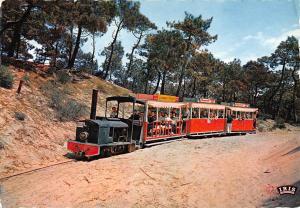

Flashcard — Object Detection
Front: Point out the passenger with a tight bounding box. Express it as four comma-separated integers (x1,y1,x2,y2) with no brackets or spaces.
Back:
183,108,190,119
218,111,223,118
110,107,118,118
202,110,208,118
129,110,140,120
148,111,156,123
159,112,166,122
139,112,144,121
226,112,233,133
147,111,156,135
192,111,198,118
170,112,177,133
164,114,172,134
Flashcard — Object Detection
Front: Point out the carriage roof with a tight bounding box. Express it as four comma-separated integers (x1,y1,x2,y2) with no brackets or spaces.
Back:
226,106,258,113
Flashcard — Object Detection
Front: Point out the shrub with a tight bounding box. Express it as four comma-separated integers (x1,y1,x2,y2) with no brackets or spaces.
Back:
273,117,286,129
57,99,87,121
0,66,14,89
41,81,87,121
14,112,26,121
22,73,30,84
56,70,72,84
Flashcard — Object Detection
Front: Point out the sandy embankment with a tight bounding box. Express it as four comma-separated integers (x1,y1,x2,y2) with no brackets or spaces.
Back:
1,130,299,208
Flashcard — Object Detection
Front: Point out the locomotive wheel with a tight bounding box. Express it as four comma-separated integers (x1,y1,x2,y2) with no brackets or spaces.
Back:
127,143,136,153
74,152,85,160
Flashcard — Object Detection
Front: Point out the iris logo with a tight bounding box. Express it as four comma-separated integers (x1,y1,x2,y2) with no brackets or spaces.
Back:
277,185,297,195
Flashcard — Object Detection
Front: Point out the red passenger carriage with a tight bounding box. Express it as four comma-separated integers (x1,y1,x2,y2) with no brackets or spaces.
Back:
186,102,226,136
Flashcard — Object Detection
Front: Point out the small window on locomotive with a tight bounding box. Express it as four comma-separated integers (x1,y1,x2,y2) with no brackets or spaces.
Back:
109,128,114,137
200,109,208,118
192,108,199,118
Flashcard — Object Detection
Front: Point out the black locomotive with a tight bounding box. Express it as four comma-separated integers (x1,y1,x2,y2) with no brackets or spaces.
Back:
67,90,145,158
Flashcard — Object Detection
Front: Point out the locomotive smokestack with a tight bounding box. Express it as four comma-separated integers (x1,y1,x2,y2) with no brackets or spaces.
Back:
90,89,98,120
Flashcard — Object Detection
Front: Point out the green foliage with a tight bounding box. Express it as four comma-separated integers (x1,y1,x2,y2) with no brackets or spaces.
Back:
1,0,299,122
0,66,14,89
41,81,88,121
56,70,72,84
101,41,125,80
22,73,30,84
273,117,286,129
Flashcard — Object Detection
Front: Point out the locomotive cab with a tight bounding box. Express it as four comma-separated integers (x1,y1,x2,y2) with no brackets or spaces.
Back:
67,91,144,158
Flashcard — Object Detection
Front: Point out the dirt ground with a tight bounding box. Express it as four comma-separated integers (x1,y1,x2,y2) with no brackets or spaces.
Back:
0,130,299,208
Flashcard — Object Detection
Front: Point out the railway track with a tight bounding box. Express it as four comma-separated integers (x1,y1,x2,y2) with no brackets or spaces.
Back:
0,160,74,182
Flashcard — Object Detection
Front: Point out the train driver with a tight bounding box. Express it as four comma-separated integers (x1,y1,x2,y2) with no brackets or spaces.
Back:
110,107,118,118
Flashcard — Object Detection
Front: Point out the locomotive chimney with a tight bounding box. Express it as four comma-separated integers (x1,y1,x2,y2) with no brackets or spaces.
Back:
90,89,98,120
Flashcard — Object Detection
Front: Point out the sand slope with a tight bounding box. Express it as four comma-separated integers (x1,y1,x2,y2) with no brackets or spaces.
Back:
1,131,299,208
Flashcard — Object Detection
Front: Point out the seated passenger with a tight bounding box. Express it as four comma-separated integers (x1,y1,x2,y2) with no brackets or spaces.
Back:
110,107,118,118
148,111,156,123
159,112,166,123
147,111,156,135
192,111,198,118
170,112,177,133
183,108,190,119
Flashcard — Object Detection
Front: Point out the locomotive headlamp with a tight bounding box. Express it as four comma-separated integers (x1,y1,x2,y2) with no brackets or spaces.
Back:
79,131,89,141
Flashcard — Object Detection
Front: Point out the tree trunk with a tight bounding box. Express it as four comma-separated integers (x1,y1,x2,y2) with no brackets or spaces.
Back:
291,66,299,122
67,25,82,69
152,71,161,94
103,20,123,79
90,32,96,74
275,86,286,118
7,2,34,57
126,32,143,81
144,68,150,93
160,68,167,94
67,26,74,66
176,36,191,96
191,78,197,98
266,60,286,117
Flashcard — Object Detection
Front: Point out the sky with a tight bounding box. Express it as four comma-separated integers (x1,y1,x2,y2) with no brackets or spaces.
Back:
84,0,298,65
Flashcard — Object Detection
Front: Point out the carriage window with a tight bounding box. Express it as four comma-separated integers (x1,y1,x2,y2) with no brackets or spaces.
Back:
232,111,237,119
158,109,168,121
236,111,241,119
209,109,217,119
170,108,180,120
182,108,190,119
192,108,199,118
241,112,246,119
250,112,253,119
200,109,208,118
218,110,224,118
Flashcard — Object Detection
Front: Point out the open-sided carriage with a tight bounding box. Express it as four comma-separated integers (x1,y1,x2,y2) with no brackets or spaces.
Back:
67,91,258,159
225,105,258,133
186,102,226,136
